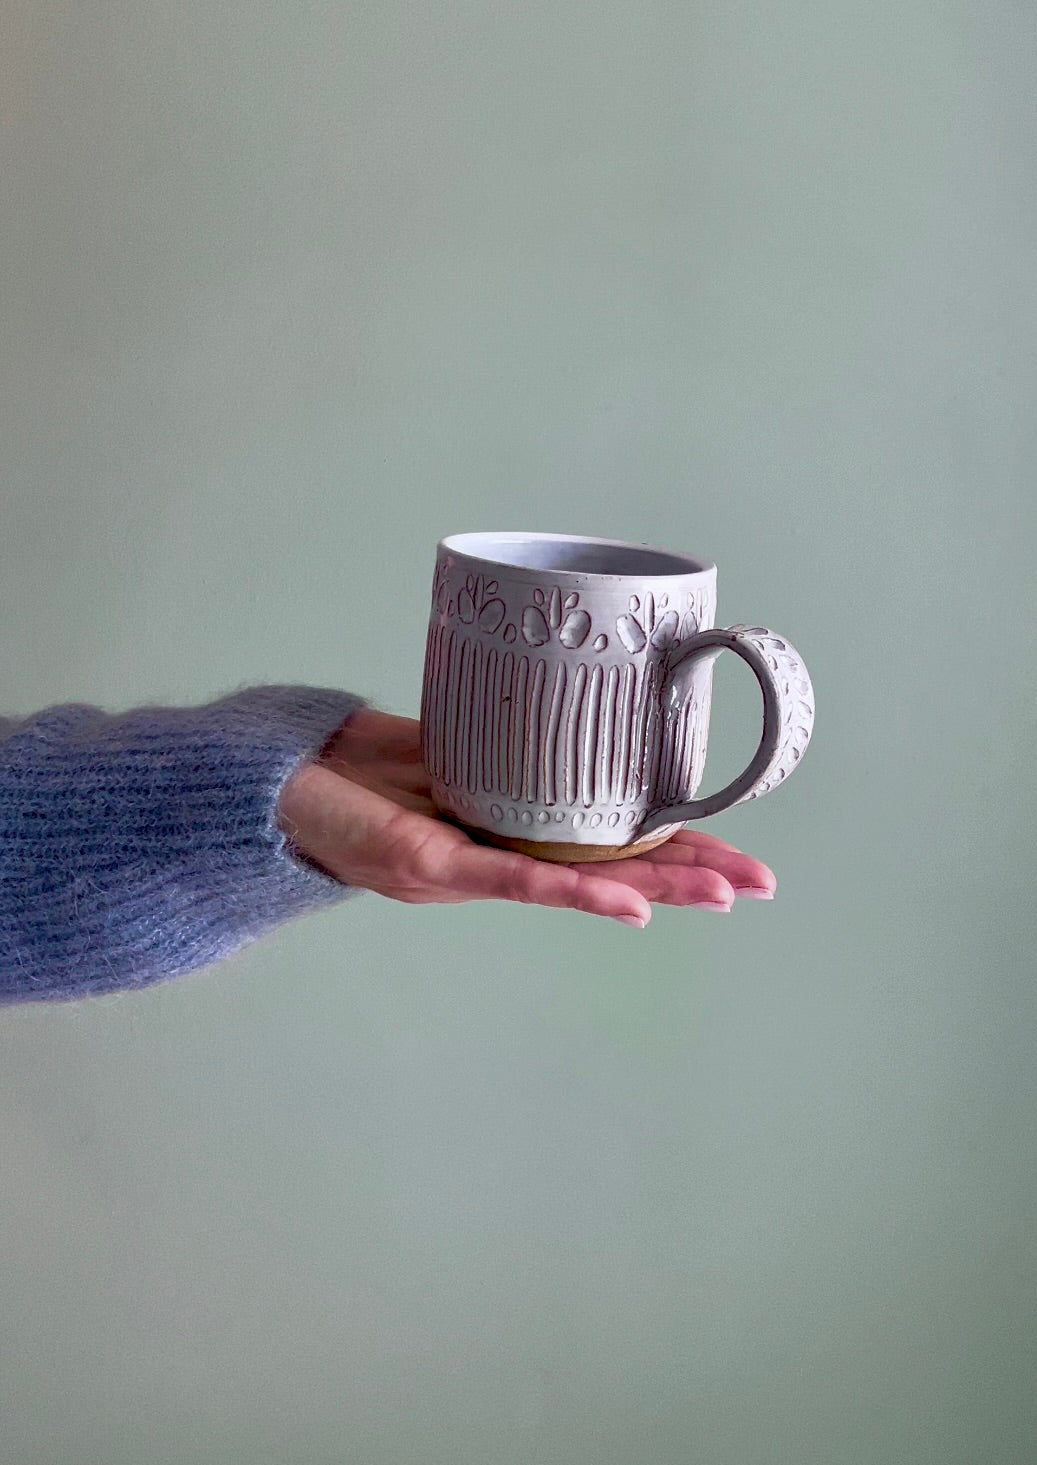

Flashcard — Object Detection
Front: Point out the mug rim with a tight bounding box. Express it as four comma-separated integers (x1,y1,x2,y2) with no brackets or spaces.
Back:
439,531,717,582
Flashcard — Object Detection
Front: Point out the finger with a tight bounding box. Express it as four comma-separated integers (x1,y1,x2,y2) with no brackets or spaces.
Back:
380,790,437,816
350,760,430,795
667,828,746,855
639,837,776,895
287,765,646,922
387,760,433,792
328,711,423,761
368,727,424,763
343,708,419,738
578,859,736,908
437,842,652,925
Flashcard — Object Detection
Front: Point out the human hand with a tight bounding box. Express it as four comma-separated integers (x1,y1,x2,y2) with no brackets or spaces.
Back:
277,710,777,928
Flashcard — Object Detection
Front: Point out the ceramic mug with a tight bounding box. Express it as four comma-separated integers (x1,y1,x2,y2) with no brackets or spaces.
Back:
419,532,814,863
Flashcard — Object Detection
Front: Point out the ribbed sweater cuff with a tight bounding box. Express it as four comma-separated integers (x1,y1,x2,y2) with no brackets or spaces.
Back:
0,685,368,1002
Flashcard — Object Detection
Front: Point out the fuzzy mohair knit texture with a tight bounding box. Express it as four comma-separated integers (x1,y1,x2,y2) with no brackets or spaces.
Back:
0,686,366,1003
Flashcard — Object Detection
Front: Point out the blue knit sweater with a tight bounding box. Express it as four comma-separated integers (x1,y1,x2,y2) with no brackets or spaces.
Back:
0,686,367,1003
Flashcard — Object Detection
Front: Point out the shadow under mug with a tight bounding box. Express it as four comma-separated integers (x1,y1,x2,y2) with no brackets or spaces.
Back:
419,532,815,863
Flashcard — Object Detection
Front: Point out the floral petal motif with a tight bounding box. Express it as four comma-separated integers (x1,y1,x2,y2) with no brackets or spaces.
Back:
503,624,517,644
617,613,647,653
521,605,551,647
548,587,563,629
478,598,506,633
558,608,591,649
593,633,608,652
650,609,679,649
458,587,476,624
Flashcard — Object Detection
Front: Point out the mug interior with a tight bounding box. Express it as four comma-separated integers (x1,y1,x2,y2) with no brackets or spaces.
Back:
441,532,712,579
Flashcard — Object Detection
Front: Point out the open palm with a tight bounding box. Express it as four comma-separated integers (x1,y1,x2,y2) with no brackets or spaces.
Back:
277,710,776,928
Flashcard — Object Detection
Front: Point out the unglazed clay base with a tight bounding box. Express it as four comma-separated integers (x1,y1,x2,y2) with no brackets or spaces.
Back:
458,823,679,864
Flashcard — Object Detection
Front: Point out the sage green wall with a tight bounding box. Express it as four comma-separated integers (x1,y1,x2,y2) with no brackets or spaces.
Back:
2,4,1034,1462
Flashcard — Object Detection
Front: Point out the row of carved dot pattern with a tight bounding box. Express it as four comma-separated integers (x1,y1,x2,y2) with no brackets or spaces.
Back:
727,627,815,803
444,790,650,829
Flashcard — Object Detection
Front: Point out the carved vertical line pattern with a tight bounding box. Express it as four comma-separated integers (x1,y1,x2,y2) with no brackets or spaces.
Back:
420,623,438,775
665,708,677,800
453,637,472,793
456,635,469,791
419,622,435,770
510,656,529,800
439,627,456,785
657,709,673,804
543,662,566,806
627,665,650,801
694,683,712,790
426,624,441,778
633,665,652,799
441,629,458,785
616,664,635,804
641,672,656,800
676,700,691,796
428,619,732,807
499,652,515,797
439,629,450,785
565,663,587,806
651,668,664,798
440,627,454,782
624,676,638,803
482,647,498,793
525,658,546,802
668,703,683,800
643,674,661,802
468,638,483,794
670,702,688,800
671,704,685,799
582,664,603,807
685,722,698,801
600,665,619,805
487,648,502,795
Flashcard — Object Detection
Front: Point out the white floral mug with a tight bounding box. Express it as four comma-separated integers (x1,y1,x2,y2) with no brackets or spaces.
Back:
419,532,814,863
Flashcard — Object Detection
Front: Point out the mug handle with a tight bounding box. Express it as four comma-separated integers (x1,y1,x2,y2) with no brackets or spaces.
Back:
639,625,815,836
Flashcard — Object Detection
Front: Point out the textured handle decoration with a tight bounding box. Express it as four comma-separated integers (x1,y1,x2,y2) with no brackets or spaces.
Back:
639,625,814,835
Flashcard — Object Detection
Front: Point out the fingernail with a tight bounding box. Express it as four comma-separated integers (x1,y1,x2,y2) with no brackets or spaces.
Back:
736,887,775,901
612,915,647,929
692,901,733,913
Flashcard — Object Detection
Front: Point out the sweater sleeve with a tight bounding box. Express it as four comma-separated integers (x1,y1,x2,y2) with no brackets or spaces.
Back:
0,685,368,1003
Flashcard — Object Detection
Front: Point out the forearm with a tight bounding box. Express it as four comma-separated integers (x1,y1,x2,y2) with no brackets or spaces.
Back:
0,685,366,1003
